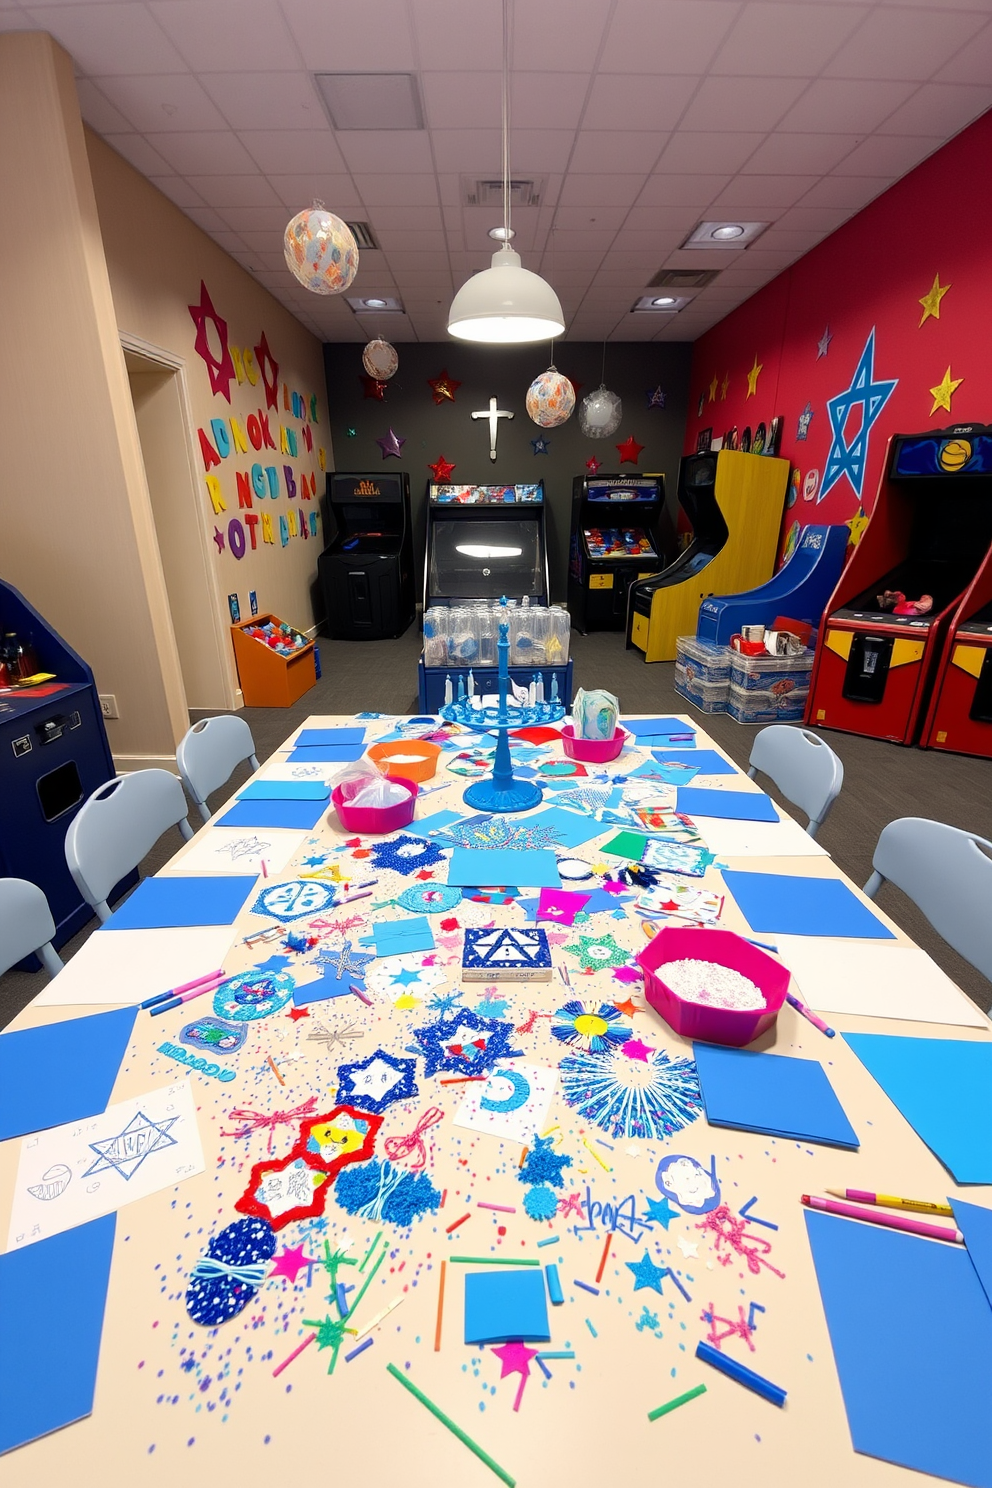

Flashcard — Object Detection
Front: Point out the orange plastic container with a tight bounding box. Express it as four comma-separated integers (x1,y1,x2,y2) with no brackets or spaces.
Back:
367,739,441,781
230,613,316,708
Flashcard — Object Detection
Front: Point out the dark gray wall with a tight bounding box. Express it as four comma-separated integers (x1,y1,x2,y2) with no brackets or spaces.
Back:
322,341,692,601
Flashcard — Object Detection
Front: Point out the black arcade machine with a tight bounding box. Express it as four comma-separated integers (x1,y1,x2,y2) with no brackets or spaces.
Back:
318,471,415,640
423,481,550,607
567,474,672,633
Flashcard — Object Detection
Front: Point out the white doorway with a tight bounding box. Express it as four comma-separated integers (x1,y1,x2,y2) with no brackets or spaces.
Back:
121,336,236,712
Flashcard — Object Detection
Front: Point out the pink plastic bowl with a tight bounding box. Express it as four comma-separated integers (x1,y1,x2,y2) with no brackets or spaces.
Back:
637,925,789,1047
331,777,419,834
561,724,627,762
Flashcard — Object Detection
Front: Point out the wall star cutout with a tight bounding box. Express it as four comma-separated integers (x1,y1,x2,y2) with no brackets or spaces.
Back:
720,373,729,401
360,374,387,400
616,434,644,466
428,369,461,404
919,273,950,327
376,427,406,459
816,326,833,359
746,356,762,398
646,385,667,409
585,455,602,474
531,435,550,455
253,331,279,412
188,281,235,401
213,526,225,553
928,366,963,415
428,454,455,482
708,375,718,402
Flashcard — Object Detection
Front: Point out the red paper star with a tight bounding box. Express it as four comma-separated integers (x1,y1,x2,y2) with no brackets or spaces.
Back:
427,369,461,404
361,374,388,401
254,331,280,412
616,434,644,465
344,838,363,848
188,281,235,401
268,1244,313,1283
612,996,639,1018
428,454,456,482
585,455,602,474
621,1037,655,1062
491,1340,539,1412
287,1005,310,1021
415,869,435,881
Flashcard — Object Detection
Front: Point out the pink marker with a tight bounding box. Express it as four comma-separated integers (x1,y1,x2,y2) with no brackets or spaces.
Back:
785,991,835,1038
260,860,268,879
801,1194,963,1244
349,983,373,1007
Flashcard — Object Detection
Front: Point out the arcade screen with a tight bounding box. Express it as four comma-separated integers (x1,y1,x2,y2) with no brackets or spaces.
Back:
430,518,543,599
583,528,657,560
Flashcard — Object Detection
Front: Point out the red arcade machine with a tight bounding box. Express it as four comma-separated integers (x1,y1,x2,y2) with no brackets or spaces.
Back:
807,425,992,745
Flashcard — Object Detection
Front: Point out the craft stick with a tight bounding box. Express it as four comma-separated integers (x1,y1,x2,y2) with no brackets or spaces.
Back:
825,1188,954,1218
536,1351,575,1360
272,1331,316,1377
585,1318,598,1338
360,1232,383,1271
545,1265,564,1305
349,1243,387,1317
386,1365,516,1488
582,1138,611,1173
355,1294,404,1340
266,1054,285,1086
595,1232,613,1285
448,1256,539,1266
536,1235,559,1248
434,1260,446,1352
535,1356,552,1381
574,1279,599,1296
665,1268,692,1302
801,1194,963,1243
648,1384,707,1421
476,1203,516,1213
345,1337,374,1363
695,1341,786,1406
445,1213,472,1234
785,991,835,1038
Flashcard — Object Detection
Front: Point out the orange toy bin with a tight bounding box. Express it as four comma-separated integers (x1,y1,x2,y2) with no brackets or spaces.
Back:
230,613,316,708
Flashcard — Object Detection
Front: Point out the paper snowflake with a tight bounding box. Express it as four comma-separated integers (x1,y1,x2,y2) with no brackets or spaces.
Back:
335,1049,419,1114
368,834,447,876
559,1048,703,1141
564,933,632,972
550,1000,632,1055
410,1008,521,1077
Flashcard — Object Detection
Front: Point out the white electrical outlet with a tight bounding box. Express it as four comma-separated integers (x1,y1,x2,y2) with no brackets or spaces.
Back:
99,694,119,719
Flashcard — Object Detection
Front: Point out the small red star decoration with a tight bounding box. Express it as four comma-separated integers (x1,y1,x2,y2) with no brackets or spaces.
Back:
287,1006,310,1021
188,281,235,401
428,454,456,482
427,369,461,405
360,374,388,400
612,996,639,1018
616,434,644,465
415,869,435,880
254,331,280,412
585,455,602,474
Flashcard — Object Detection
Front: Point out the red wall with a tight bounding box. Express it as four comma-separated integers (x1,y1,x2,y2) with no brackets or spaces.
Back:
684,108,992,562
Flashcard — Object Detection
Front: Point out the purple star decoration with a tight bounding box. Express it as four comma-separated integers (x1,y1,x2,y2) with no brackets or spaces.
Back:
376,427,406,460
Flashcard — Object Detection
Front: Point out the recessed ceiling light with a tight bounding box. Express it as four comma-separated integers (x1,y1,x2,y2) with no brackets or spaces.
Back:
631,293,694,314
652,296,677,306
344,295,405,314
488,226,515,241
365,297,387,308
313,73,423,130
681,221,769,250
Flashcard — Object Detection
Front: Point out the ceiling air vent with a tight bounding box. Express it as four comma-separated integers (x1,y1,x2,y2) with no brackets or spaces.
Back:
462,177,544,208
647,268,721,289
346,222,380,250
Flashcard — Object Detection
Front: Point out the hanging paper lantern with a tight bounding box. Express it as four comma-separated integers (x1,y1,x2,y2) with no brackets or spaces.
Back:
283,207,359,296
525,365,576,428
579,385,622,439
363,338,399,380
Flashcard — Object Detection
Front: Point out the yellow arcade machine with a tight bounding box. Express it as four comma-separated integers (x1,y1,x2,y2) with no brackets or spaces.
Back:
626,448,789,662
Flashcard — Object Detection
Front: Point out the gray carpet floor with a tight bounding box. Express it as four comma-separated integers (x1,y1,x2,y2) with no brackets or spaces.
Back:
3,625,990,1026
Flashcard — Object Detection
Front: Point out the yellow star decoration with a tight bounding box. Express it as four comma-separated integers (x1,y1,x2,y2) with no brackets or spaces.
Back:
918,274,950,327
847,511,869,548
929,366,963,416
746,356,762,398
393,992,422,1011
708,375,718,402
720,373,729,401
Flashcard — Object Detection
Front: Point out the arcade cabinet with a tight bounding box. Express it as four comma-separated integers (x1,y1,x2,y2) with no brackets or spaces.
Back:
626,448,789,663
318,471,415,639
923,600,992,757
567,474,672,633
807,427,992,746
423,482,549,607
696,524,849,646
0,579,121,963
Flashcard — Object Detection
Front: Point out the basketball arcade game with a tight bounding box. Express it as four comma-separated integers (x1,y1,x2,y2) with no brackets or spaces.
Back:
567,474,671,633
317,471,415,640
423,482,550,607
806,427,992,746
625,448,789,662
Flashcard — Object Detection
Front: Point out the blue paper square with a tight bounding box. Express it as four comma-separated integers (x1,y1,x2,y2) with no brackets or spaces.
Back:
287,744,367,763
102,876,256,930
0,1007,136,1141
463,1269,550,1344
652,748,736,775
525,806,610,849
447,848,561,889
693,1042,859,1149
361,916,435,957
677,787,779,823
405,809,464,841
624,717,696,739
721,871,895,940
217,798,327,829
295,727,365,746
237,780,330,802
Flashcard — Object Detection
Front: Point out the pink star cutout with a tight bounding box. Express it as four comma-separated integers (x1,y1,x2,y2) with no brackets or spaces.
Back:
601,879,628,895
557,1191,585,1219
254,330,280,412
213,526,225,553
491,1340,539,1411
613,964,642,983
621,1037,655,1062
188,281,235,401
268,1244,312,1283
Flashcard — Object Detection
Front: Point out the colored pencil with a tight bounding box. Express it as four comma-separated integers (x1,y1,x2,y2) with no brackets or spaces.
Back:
445,1212,471,1234
574,1279,599,1296
272,1331,316,1377
695,1341,786,1406
434,1260,446,1351
386,1365,516,1488
785,992,835,1038
802,1194,962,1243
595,1232,613,1284
825,1188,954,1218
139,967,225,1008
536,1235,559,1248
648,1384,707,1421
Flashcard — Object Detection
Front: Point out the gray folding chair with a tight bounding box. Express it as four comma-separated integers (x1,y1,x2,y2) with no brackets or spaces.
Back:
864,818,992,983
65,769,193,922
0,877,64,977
746,724,844,838
177,715,260,824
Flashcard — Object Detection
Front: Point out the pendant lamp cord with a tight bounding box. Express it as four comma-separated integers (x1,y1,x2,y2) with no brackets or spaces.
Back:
601,338,607,386
501,0,511,245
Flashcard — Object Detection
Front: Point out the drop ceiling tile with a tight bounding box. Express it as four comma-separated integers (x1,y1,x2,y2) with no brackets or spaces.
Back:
352,174,440,207
268,175,363,210
581,72,701,131
363,207,445,233
146,175,206,210
198,72,323,132
420,71,501,129
409,0,503,69
280,0,417,70
824,6,987,80
777,78,918,133
712,174,820,209
606,318,662,340
430,129,501,173
143,129,258,174
216,205,297,232
656,132,769,175
148,0,303,71
709,2,869,76
182,205,235,234
622,204,702,231
755,227,824,251
74,77,131,133
876,81,992,136
935,19,992,84
742,132,861,174
101,132,175,175
237,230,288,254
92,73,228,133
557,174,650,207
680,76,809,134
617,229,698,254
512,0,611,69
637,174,732,207
336,131,435,175
833,133,943,175
24,4,186,74
773,204,855,233
373,229,448,252
512,72,592,129
600,0,742,74
798,174,891,208
568,130,668,173
378,250,451,270
238,129,345,174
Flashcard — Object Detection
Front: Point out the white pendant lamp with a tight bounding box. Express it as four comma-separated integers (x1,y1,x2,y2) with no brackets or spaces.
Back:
447,0,563,345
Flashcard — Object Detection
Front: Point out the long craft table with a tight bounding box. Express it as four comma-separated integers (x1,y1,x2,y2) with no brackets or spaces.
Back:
2,712,989,1488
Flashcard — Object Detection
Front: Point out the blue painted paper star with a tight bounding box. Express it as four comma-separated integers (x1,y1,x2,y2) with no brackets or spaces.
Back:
302,853,329,867
646,386,667,409
336,1049,419,1114
821,328,897,501
626,1250,667,1294
369,834,446,877
643,1196,680,1229
254,954,292,973
312,939,375,980
391,967,425,987
475,996,510,1018
427,989,465,1015
796,402,813,441
531,436,550,455
411,1008,521,1077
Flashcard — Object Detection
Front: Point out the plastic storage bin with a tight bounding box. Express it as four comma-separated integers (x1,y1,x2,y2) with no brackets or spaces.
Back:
637,925,790,1046
674,663,729,714
729,648,813,692
726,683,809,724
230,613,316,708
676,636,731,684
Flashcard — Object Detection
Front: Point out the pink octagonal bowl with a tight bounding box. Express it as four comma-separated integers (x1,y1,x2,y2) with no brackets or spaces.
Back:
637,925,789,1047
332,776,419,834
561,724,627,762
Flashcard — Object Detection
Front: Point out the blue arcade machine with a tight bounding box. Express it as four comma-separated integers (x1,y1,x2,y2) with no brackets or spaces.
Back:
696,525,849,646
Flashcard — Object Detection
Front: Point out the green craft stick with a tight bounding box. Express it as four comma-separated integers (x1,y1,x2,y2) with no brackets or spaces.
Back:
648,1383,707,1421
387,1364,516,1487
360,1230,383,1271
349,1239,387,1314
448,1256,540,1266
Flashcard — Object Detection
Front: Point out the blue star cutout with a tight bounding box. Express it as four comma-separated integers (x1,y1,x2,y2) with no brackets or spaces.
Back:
643,1196,680,1229
369,834,446,877
335,1049,419,1114
254,954,292,973
626,1251,667,1294
411,1008,522,1077
796,402,813,441
302,853,329,867
391,967,425,987
821,328,897,501
646,385,667,409
531,435,550,455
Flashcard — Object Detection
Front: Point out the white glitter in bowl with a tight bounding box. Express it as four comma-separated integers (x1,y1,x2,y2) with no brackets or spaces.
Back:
661,958,765,1011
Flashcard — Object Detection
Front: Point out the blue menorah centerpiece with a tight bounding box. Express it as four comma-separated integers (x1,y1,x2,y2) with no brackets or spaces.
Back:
440,598,564,812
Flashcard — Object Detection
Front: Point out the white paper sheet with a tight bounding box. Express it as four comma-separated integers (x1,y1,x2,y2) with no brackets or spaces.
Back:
256,760,338,784
698,813,829,858
6,1081,205,1251
30,926,237,1007
454,1062,558,1145
159,827,307,876
777,937,989,1028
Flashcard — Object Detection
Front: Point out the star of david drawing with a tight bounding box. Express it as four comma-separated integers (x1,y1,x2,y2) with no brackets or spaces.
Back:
462,926,552,973
84,1111,179,1182
821,329,897,501
796,403,814,441
368,834,447,877
220,835,271,862
335,1050,419,1114
188,281,235,400
411,1009,521,1077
